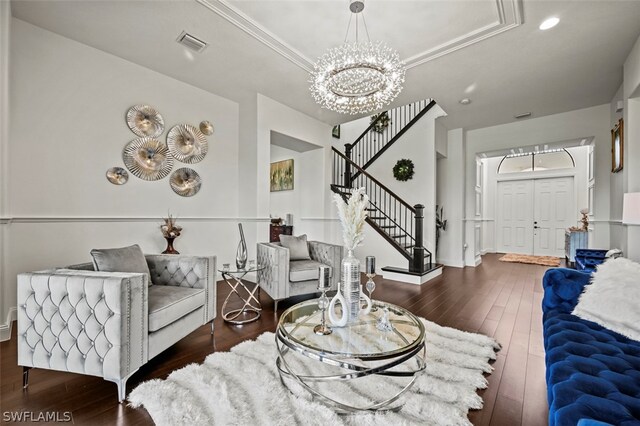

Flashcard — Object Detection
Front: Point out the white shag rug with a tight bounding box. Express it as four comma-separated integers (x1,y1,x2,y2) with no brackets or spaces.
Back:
129,319,501,426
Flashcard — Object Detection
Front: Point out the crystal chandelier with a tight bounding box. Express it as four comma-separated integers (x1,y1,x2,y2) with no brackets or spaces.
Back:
309,0,405,115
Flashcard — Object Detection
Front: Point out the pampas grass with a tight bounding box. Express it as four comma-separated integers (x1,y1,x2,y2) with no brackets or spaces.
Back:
334,187,369,251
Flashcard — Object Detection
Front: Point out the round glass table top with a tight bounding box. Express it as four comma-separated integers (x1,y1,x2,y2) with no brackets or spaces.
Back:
277,299,425,360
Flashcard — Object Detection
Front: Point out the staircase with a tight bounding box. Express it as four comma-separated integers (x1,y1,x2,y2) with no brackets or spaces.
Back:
330,99,440,277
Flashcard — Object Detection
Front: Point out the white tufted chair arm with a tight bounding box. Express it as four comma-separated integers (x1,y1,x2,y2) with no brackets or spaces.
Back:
146,255,216,323
17,270,148,386
256,243,290,301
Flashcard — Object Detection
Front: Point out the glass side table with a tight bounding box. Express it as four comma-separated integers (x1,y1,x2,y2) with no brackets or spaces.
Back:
219,265,265,325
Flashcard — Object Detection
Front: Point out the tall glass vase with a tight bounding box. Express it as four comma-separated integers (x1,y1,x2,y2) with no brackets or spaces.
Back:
342,249,361,324
236,223,247,269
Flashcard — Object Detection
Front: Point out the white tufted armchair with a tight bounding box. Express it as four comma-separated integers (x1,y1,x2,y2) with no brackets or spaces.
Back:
256,241,342,310
17,254,216,402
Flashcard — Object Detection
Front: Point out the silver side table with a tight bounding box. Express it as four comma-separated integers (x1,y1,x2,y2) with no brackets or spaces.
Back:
220,265,265,325
276,299,426,412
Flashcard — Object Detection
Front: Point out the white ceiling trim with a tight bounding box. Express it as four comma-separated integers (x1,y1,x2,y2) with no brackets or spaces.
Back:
404,0,523,69
197,0,523,73
197,0,314,72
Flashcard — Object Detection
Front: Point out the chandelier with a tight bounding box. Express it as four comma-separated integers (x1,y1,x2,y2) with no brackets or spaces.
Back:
309,0,405,115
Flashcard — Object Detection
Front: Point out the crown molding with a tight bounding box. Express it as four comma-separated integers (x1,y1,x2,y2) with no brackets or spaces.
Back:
404,0,523,69
196,0,523,72
197,0,314,73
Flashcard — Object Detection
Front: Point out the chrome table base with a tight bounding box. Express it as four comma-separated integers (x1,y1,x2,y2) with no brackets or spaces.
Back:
221,270,262,324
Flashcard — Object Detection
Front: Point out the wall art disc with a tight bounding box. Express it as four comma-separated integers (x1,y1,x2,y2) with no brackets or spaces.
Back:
122,137,173,181
199,120,214,136
170,168,202,197
106,167,129,185
167,124,208,164
126,105,165,138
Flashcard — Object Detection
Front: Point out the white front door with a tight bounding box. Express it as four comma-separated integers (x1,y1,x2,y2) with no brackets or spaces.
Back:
497,180,534,254
497,176,575,256
533,177,574,256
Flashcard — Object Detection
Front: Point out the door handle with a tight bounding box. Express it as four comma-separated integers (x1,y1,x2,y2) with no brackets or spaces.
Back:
534,225,539,229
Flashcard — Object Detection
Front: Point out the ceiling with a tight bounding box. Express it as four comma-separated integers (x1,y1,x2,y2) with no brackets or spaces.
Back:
9,0,640,130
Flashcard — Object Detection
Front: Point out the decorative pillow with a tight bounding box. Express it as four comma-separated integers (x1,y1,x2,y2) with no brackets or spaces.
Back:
90,244,152,286
279,234,311,260
572,257,640,341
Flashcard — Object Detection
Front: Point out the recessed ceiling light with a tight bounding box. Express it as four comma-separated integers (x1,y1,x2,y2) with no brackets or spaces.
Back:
459,98,471,105
539,17,560,30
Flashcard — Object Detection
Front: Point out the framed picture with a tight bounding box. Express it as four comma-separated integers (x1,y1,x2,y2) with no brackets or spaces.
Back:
612,118,623,173
270,159,294,192
332,125,340,139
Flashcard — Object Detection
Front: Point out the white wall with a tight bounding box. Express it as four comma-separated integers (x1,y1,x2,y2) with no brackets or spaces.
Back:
1,1,12,337
436,128,465,267
463,104,611,266
622,33,640,261
2,19,243,335
256,94,334,246
269,144,325,233
336,105,446,270
609,84,627,254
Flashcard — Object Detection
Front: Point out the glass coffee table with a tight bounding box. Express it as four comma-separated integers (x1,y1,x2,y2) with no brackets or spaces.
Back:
219,265,265,324
275,299,426,412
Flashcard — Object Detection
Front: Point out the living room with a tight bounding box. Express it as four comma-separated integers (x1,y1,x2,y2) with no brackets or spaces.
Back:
1,0,640,425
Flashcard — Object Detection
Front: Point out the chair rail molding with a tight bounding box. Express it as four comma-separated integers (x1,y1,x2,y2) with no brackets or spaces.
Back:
0,216,271,224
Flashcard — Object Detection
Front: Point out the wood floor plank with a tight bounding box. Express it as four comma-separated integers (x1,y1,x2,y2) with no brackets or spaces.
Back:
0,253,551,425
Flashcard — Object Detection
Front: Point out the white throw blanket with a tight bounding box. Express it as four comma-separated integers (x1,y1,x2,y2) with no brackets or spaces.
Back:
129,318,501,426
573,257,640,341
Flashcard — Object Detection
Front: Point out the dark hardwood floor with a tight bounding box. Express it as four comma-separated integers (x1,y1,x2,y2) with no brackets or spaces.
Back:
0,253,552,425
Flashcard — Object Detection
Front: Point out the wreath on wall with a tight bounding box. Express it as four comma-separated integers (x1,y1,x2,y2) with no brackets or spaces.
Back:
370,111,391,134
393,159,415,181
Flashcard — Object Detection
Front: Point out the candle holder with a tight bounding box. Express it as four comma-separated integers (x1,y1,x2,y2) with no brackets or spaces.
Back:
365,256,377,312
314,266,332,336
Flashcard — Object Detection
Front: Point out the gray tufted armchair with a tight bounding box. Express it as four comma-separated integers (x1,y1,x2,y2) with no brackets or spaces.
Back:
17,254,216,402
256,241,342,310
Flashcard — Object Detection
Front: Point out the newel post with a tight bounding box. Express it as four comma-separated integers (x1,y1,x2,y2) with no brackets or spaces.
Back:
411,204,425,273
344,143,353,188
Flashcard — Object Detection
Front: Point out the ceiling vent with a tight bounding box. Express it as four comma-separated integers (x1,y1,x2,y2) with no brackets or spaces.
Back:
514,112,532,119
176,31,208,53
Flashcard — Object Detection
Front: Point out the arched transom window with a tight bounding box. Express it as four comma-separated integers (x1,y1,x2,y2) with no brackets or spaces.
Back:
497,149,575,174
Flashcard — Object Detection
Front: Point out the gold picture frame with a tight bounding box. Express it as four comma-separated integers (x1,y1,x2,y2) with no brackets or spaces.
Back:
612,118,623,173
270,159,294,192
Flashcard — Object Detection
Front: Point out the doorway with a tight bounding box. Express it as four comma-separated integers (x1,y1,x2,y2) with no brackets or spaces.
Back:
496,176,574,256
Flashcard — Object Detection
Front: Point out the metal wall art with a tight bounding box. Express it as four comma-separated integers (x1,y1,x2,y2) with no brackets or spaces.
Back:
106,167,129,185
126,105,165,138
170,167,202,197
167,124,208,164
123,137,173,181
199,120,214,136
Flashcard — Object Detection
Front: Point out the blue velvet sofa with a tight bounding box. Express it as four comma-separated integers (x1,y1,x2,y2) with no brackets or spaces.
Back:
542,268,640,426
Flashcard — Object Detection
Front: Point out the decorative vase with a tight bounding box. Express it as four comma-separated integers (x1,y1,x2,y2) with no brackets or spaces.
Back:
236,223,247,269
328,250,371,326
162,236,179,254
342,250,361,324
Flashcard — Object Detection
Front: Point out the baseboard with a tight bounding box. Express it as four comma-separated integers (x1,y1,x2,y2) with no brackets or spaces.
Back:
0,306,17,342
381,265,443,285
437,258,465,268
